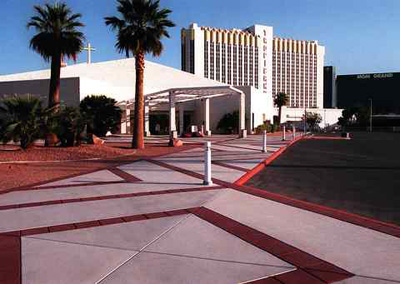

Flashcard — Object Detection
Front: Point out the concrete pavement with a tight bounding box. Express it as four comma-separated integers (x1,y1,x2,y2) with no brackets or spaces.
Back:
0,133,399,284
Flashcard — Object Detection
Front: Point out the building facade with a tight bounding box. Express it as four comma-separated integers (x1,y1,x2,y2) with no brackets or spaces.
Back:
324,66,337,108
181,23,326,113
336,72,400,114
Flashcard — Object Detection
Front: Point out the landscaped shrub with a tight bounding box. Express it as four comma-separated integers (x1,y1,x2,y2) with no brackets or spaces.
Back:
52,106,86,147
80,95,122,137
217,110,239,134
255,121,279,134
303,111,322,132
0,95,48,149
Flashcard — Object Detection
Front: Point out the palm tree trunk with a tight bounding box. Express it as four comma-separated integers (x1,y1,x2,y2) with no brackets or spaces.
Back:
49,53,62,110
44,53,62,147
278,106,282,125
132,52,145,149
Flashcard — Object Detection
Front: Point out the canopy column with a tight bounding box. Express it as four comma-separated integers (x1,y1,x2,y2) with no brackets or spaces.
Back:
169,91,177,139
239,92,247,138
179,104,184,136
144,100,150,137
203,98,211,136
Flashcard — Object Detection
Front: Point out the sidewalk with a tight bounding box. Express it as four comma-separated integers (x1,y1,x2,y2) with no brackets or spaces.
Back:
0,133,399,284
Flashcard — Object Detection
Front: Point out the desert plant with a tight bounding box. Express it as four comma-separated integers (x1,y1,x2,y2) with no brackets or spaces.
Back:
80,95,122,137
0,95,48,149
28,2,85,109
274,92,289,125
52,106,86,147
217,111,239,134
105,0,175,149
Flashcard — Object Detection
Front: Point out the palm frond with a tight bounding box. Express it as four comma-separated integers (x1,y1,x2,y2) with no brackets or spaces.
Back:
105,0,175,57
27,2,85,60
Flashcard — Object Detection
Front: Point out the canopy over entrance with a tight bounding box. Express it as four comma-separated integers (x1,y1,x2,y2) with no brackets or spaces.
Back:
118,86,247,138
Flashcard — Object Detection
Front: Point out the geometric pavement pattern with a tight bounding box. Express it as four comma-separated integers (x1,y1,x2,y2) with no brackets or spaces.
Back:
0,133,399,283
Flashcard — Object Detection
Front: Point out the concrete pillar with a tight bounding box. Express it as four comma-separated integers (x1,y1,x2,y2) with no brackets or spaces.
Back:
169,92,177,141
126,108,131,134
239,93,247,138
293,126,296,140
179,104,184,136
204,98,211,136
203,141,213,185
144,101,150,137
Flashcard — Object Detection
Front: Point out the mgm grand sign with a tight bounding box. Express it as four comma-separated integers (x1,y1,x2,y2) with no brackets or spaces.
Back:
357,73,394,79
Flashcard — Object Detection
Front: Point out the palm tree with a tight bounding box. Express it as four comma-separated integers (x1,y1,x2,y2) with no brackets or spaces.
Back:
27,3,85,109
274,92,289,125
105,0,175,149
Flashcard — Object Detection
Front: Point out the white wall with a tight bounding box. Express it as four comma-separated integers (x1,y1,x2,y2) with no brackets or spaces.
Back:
0,77,80,107
281,107,343,127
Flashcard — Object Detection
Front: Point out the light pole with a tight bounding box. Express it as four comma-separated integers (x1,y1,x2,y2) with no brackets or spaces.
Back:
369,98,373,132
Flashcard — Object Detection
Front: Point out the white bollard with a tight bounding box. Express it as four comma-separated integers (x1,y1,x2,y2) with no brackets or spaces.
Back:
262,130,267,153
203,141,213,185
282,126,286,141
293,126,296,140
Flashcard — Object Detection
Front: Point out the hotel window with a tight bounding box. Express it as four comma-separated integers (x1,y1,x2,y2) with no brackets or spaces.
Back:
204,41,209,78
189,40,195,74
181,42,186,71
233,46,238,85
210,43,215,80
239,46,243,85
227,45,232,84
244,46,248,85
216,44,220,81
255,47,259,88
222,44,226,83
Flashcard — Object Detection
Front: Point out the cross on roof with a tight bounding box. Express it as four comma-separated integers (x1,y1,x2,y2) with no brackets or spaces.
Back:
83,42,96,64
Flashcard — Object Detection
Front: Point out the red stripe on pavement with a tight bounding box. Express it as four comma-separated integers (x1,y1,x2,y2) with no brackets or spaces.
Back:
192,207,353,284
211,161,249,172
215,143,264,152
0,234,21,284
232,184,400,239
2,207,200,237
108,168,142,183
15,181,126,191
0,186,222,211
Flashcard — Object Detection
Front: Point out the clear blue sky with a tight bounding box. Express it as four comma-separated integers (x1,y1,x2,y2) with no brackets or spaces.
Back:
0,0,399,75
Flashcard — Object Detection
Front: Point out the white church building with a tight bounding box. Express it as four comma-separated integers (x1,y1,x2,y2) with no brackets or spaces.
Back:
0,58,273,137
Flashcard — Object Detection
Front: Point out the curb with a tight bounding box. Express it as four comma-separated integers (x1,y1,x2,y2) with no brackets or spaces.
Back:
234,135,304,186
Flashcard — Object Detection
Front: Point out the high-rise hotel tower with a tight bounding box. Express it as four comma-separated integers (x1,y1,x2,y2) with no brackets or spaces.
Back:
181,23,325,109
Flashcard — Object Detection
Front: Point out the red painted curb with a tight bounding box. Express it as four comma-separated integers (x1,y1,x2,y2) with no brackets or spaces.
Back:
309,136,350,140
235,136,304,186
